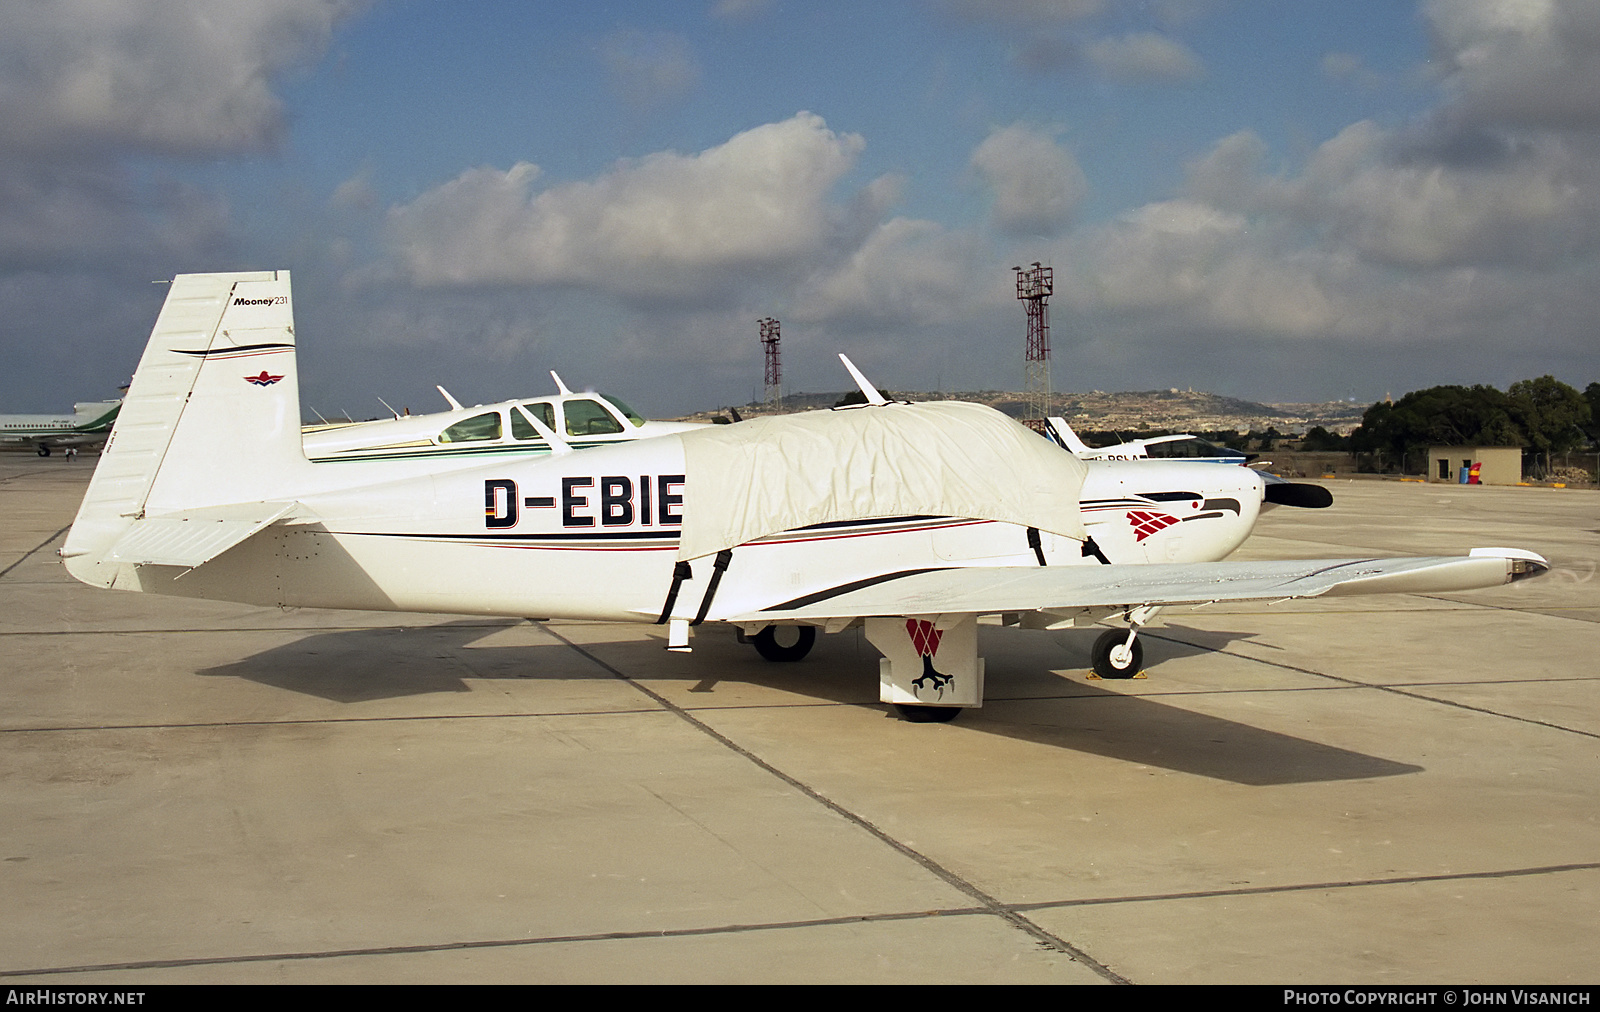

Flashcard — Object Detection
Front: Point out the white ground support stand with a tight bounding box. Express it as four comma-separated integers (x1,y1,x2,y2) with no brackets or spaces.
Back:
867,615,984,713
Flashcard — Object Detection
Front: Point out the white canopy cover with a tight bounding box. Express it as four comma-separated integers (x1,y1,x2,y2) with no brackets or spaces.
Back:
676,400,1088,561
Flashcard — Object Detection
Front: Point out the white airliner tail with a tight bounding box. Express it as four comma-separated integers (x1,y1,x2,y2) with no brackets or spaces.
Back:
61,270,313,586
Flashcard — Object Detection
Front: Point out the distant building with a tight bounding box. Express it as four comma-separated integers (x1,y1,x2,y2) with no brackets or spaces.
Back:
1426,446,1523,485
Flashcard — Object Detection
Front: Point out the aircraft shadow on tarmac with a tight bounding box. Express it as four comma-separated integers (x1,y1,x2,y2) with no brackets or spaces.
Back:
195,618,1421,787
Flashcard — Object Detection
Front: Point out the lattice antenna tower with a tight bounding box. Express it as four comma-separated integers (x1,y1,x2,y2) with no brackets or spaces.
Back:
759,317,782,410
1014,262,1053,424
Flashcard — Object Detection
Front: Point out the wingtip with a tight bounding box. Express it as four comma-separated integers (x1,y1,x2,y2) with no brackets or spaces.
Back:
1469,547,1550,582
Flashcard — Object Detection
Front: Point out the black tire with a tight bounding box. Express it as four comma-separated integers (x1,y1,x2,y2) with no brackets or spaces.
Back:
1091,629,1143,679
37,445,50,457
893,704,962,723
751,624,816,662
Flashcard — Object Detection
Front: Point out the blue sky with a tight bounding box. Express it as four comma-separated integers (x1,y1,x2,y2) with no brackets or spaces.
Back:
2,0,1597,419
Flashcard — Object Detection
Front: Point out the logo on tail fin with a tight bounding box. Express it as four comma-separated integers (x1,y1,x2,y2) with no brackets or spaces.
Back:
245,371,284,386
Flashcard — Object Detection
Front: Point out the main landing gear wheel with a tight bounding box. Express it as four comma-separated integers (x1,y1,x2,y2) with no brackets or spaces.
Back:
36,445,50,457
751,624,816,662
893,704,963,723
1091,629,1143,679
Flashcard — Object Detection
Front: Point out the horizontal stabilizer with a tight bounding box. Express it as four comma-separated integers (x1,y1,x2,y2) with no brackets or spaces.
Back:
103,501,305,568
729,550,1548,623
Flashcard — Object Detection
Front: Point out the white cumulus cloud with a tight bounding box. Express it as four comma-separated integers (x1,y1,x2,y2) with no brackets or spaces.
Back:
1186,122,1600,270
970,124,1088,236
1427,0,1600,132
0,0,359,157
1084,32,1204,82
386,113,870,301
792,217,998,329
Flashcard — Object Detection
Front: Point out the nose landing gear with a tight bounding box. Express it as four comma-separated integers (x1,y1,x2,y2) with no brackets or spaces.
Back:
1091,627,1144,679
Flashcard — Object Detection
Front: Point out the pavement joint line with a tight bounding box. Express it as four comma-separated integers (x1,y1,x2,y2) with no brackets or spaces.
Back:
0,620,529,637
994,674,1598,702
0,525,69,582
1413,592,1600,624
1145,631,1600,741
0,905,1000,979
0,709,711,734
1009,861,1600,913
5,666,1591,736
540,623,1132,985
0,703,876,735
11,860,1593,979
1131,603,1593,613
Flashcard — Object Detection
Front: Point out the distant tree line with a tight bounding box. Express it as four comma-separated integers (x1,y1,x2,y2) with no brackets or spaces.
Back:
1076,427,1337,453
1298,426,1348,452
1072,375,1600,478
1348,376,1597,475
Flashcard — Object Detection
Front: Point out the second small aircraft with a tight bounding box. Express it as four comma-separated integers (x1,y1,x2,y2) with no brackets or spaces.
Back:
301,374,706,463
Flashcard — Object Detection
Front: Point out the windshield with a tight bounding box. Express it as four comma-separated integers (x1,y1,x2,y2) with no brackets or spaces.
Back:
564,398,624,437
601,395,646,428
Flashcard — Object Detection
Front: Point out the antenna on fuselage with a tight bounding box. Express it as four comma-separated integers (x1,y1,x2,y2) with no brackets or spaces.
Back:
550,371,573,396
376,395,400,420
837,354,888,406
436,386,464,410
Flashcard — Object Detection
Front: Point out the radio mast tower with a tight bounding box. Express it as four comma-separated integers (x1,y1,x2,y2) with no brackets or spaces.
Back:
759,317,781,410
1014,262,1053,426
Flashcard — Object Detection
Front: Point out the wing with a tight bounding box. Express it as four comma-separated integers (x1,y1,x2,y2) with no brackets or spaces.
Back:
725,549,1547,624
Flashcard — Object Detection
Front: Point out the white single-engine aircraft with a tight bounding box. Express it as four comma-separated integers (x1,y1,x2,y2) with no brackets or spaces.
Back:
1048,417,1255,465
300,375,706,463
61,272,1548,722
1048,418,1332,509
2,400,121,456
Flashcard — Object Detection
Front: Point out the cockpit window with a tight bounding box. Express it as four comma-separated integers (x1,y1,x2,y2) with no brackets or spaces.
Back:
601,394,646,428
564,399,624,436
1145,438,1192,458
512,402,555,440
438,411,501,444
1147,437,1240,459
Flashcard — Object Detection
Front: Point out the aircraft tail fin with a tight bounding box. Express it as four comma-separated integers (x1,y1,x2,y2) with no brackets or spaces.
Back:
71,401,122,431
62,270,312,587
1047,417,1093,456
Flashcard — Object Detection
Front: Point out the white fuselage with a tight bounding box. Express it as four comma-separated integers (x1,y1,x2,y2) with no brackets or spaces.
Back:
104,433,1263,626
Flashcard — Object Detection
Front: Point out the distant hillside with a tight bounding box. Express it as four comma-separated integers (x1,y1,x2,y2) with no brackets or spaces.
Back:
680,388,1366,435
